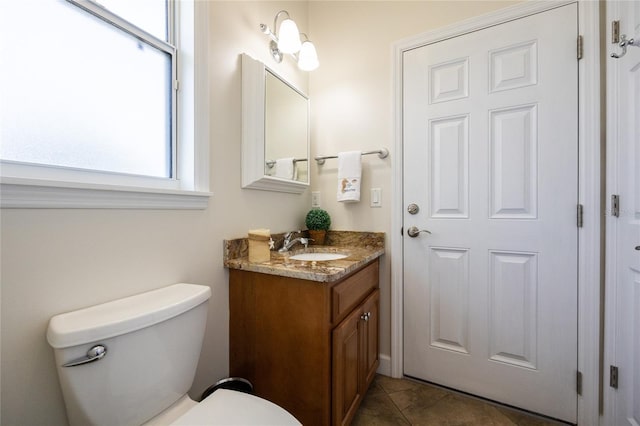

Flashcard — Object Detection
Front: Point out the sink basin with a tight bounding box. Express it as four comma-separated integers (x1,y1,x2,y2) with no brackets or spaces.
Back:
289,253,348,261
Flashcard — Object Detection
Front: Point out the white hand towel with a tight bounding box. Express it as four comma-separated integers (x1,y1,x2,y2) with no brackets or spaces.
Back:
337,151,362,202
274,158,294,179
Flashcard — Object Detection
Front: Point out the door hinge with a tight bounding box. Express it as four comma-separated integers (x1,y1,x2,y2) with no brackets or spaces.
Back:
400,227,403,236
612,20,620,44
610,365,619,389
576,371,583,395
577,204,584,228
577,35,584,60
611,194,620,217
173,80,180,91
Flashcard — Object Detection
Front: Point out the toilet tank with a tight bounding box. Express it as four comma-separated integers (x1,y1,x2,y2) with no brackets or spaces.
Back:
47,283,211,426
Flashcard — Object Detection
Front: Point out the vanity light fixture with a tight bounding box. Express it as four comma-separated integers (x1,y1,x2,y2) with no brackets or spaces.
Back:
260,10,319,71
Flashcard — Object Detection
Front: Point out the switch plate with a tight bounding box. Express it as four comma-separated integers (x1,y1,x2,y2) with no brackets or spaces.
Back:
311,191,321,207
370,188,382,207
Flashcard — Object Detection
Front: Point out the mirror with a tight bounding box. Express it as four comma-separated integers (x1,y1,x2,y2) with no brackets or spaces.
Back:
264,71,309,183
241,54,309,193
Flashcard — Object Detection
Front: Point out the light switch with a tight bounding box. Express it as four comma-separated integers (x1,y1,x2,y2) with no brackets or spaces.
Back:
370,188,382,207
311,191,321,207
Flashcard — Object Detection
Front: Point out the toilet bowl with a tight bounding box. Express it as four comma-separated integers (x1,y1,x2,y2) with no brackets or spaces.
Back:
46,283,300,426
167,389,300,425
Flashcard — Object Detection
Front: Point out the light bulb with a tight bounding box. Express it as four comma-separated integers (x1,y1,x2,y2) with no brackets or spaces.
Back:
277,18,301,54
298,41,319,71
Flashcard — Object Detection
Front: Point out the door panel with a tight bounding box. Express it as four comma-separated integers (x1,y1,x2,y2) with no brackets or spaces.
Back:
332,309,361,426
429,115,469,218
489,104,537,218
489,250,538,369
403,4,578,422
429,247,470,354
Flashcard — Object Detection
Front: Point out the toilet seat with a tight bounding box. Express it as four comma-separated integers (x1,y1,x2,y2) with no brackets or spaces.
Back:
171,389,301,425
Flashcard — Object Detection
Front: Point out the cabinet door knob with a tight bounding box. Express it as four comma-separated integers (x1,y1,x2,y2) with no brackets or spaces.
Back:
360,312,371,321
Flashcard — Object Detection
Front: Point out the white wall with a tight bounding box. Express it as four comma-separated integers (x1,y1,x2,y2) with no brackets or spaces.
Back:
307,0,518,362
0,2,310,425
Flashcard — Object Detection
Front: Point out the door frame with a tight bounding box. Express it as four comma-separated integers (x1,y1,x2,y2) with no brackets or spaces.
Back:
602,1,635,424
390,1,601,424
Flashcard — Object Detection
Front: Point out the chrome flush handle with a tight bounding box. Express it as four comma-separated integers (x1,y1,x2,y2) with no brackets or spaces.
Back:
63,345,107,367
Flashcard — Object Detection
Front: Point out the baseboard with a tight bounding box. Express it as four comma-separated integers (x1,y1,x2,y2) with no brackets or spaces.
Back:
377,354,391,376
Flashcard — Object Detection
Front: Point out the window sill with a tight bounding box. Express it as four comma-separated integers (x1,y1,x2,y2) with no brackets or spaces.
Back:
0,178,211,209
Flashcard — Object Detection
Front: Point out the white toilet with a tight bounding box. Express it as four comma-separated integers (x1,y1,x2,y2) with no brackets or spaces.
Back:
46,283,301,426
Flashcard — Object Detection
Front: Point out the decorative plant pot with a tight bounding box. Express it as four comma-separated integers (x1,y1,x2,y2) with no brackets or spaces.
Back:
308,229,326,245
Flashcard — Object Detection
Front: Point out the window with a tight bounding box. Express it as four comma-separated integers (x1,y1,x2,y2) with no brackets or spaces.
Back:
0,0,210,208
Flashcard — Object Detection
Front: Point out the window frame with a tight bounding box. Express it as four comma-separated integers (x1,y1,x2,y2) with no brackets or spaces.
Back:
0,0,210,209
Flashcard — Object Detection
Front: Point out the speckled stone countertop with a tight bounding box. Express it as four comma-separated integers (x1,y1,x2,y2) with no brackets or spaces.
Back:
224,231,384,283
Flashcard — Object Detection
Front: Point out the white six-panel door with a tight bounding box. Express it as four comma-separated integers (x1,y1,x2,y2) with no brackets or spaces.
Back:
606,1,640,424
403,4,578,422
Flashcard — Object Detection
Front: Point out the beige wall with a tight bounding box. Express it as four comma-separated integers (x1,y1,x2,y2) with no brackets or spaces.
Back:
308,0,518,363
0,1,521,425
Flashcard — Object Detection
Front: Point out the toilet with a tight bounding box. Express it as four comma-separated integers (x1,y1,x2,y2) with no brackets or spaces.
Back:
46,283,301,426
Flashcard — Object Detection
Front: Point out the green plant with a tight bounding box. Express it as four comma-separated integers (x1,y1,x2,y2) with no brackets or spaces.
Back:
305,208,331,231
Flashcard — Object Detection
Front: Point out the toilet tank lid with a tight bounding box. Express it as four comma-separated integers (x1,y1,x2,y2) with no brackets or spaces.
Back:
47,283,211,348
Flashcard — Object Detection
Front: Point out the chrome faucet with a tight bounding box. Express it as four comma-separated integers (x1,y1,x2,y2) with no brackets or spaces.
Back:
278,231,311,252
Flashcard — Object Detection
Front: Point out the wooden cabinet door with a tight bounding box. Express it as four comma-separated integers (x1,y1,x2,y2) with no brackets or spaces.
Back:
361,289,380,388
332,305,363,426
333,289,380,426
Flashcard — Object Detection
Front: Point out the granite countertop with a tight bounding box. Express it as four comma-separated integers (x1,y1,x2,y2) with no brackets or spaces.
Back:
224,231,384,283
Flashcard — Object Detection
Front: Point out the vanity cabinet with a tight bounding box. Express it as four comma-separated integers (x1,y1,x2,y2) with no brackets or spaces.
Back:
229,259,379,426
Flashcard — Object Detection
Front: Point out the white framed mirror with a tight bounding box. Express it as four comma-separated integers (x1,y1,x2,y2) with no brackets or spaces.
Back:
241,53,309,193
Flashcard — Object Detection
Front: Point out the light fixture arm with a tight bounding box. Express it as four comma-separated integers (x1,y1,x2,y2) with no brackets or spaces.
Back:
272,10,291,38
260,10,291,42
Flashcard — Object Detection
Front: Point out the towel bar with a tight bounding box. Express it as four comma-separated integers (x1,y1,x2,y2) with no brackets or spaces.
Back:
315,148,389,165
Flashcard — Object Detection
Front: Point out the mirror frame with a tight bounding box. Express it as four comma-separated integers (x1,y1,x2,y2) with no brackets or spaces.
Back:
241,53,310,194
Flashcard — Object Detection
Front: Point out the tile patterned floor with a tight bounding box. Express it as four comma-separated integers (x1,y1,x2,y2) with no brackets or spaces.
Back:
353,375,567,426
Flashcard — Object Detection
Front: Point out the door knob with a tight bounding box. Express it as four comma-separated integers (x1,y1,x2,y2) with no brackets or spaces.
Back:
407,226,431,238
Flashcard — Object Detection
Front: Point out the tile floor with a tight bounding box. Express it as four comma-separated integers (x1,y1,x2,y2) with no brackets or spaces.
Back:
352,375,568,426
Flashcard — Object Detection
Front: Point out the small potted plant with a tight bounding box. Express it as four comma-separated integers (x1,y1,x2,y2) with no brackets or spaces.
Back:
305,208,331,245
